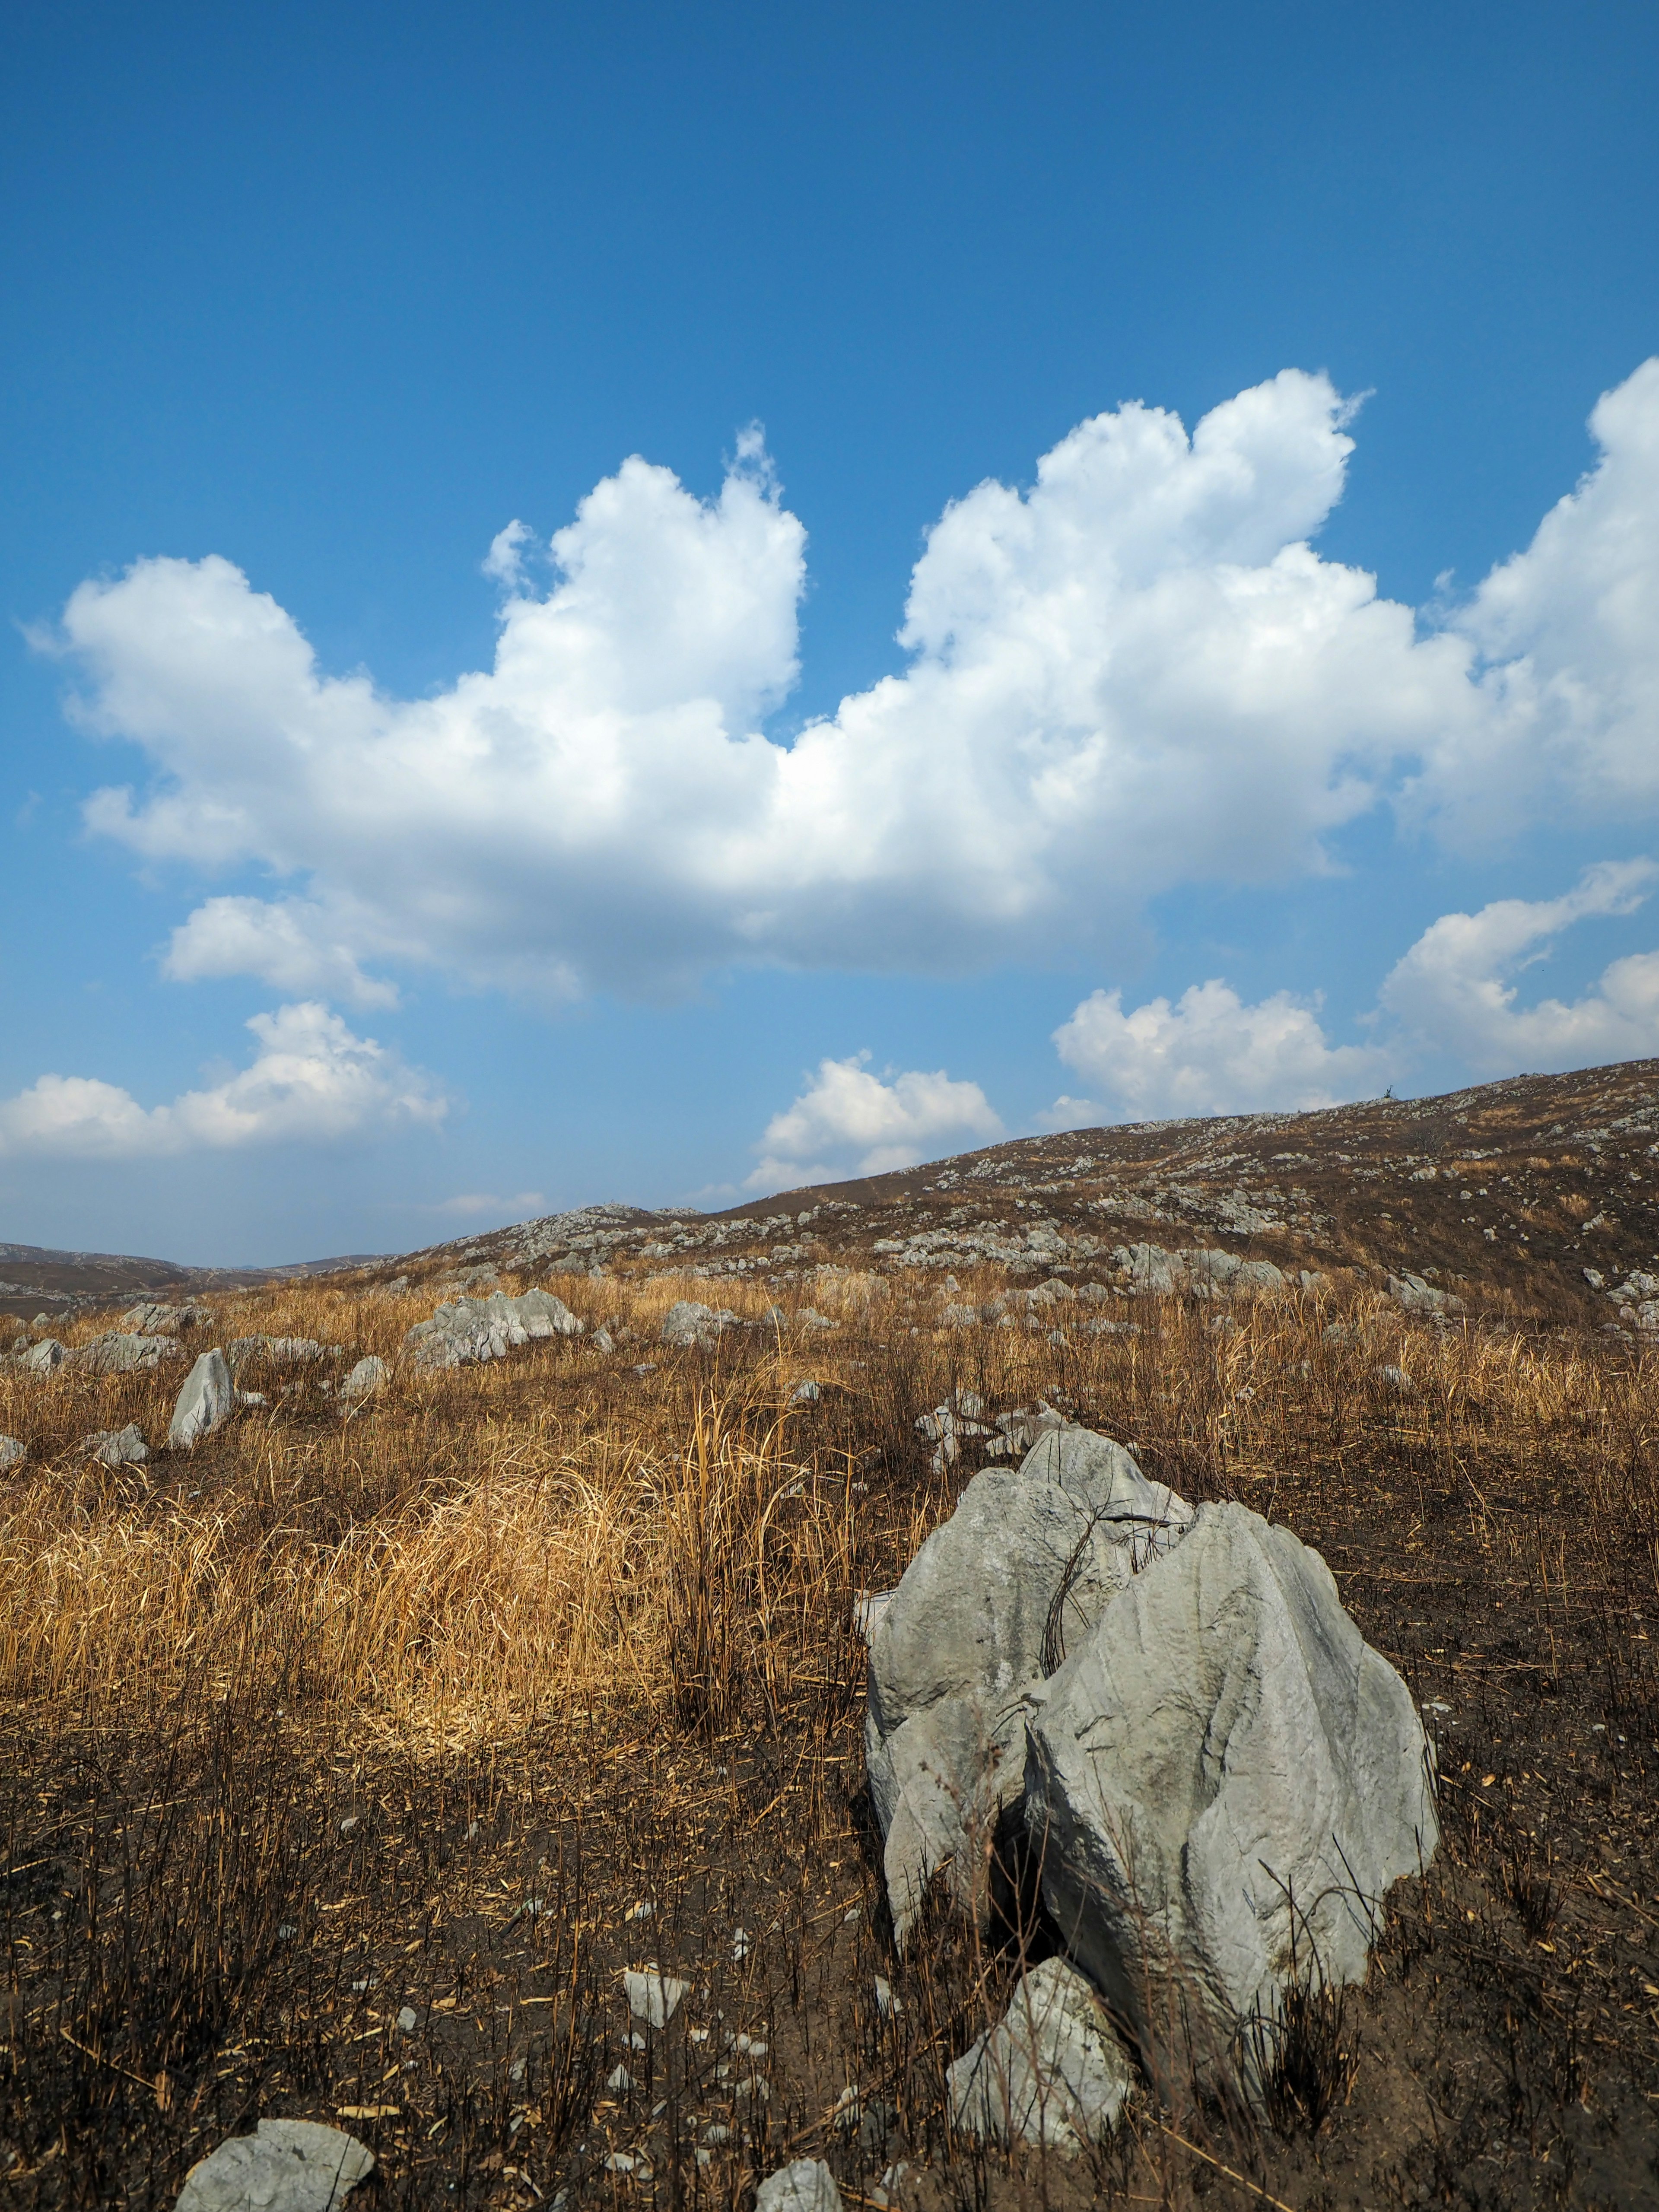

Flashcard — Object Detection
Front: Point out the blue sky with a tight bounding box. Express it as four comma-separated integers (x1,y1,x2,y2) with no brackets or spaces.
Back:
3,0,1658,1263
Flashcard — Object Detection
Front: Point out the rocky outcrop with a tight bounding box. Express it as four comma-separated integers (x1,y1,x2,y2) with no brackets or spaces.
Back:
407,1289,583,1370
946,1956,1134,2154
168,1350,235,1449
1025,1499,1437,2099
864,1427,1191,1939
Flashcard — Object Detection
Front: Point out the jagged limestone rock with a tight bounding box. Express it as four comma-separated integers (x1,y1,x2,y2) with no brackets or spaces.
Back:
175,2118,373,2211
1025,1499,1437,2100
947,1955,1133,2153
754,2159,841,2212
72,1331,176,1375
407,1289,582,1370
168,1349,235,1449
660,1299,741,1349
865,1427,1191,1939
83,1423,149,1468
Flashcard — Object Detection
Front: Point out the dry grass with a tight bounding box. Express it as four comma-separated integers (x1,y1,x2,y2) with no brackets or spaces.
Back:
1,1264,1656,2206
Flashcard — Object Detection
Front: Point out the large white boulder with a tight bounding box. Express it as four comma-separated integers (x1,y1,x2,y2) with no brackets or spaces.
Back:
168,1349,235,1449
865,1427,1191,1938
947,1955,1134,2154
15,1338,66,1374
1024,1499,1437,2098
175,2118,373,2211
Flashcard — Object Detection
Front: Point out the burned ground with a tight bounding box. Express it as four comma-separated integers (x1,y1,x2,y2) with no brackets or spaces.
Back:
0,1253,1656,2208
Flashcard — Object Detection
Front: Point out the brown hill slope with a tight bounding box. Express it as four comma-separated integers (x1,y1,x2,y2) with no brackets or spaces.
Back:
437,1058,1659,1332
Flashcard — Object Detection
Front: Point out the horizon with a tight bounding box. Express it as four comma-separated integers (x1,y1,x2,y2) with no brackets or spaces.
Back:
4,2,1659,1265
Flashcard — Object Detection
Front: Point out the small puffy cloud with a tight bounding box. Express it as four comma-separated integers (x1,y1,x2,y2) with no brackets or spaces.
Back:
482,519,534,590
0,1003,445,1160
747,1052,1002,1192
164,896,400,1007
1379,858,1659,1073
1053,979,1394,1122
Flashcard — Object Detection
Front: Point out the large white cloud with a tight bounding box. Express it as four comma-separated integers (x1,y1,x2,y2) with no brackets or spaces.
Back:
1052,978,1394,1121
54,363,1659,1001
747,1052,1001,1191
0,1003,445,1159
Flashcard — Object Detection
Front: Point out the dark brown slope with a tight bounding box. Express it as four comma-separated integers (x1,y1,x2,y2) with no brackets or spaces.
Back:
432,1059,1659,1331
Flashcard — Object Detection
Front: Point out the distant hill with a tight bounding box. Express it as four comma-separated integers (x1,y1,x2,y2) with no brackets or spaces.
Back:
412,1059,1659,1333
0,1243,385,1324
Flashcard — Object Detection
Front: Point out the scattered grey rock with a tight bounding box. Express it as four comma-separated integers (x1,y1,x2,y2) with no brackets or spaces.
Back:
73,1331,178,1375
623,1969,689,2026
235,1390,268,1409
1375,1363,1415,1395
118,1300,211,1335
1387,1271,1465,1318
947,1956,1133,2154
407,1289,583,1370
168,1349,235,1449
0,1435,25,1469
754,2159,842,2212
82,1423,149,1468
1025,1499,1438,2101
866,1427,1191,1938
1114,1244,1287,1298
14,1338,66,1375
227,1335,337,1376
789,1378,821,1405
660,1300,741,1349
174,2117,374,2211
340,1355,387,1405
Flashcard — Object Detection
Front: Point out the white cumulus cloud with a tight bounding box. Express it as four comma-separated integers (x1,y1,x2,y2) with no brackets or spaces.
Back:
163,896,401,1007
0,1003,445,1159
52,363,1659,1001
747,1052,1002,1192
1052,979,1394,1122
1379,858,1659,1072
